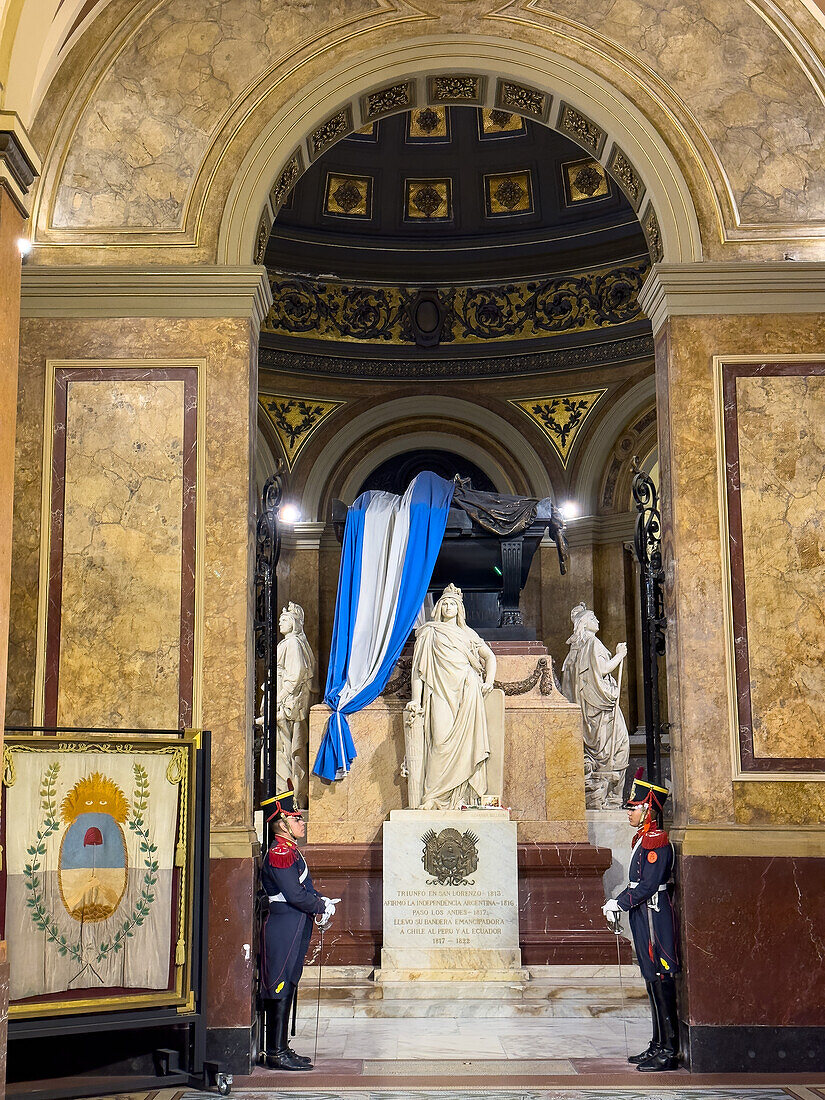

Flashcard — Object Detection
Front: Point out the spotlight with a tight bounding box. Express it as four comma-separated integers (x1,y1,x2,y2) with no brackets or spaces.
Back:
560,500,579,520
17,238,32,260
279,502,302,525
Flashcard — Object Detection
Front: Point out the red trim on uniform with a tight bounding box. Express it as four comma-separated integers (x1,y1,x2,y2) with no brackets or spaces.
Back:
268,838,299,867
642,829,669,850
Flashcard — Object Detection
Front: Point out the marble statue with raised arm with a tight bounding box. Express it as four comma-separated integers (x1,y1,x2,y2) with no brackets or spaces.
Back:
275,602,315,807
404,584,496,810
561,602,629,809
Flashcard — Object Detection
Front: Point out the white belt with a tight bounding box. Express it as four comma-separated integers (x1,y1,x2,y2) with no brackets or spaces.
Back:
628,882,668,891
269,862,308,902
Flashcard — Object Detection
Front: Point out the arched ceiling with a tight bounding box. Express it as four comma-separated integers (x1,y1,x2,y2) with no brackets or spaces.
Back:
266,105,648,282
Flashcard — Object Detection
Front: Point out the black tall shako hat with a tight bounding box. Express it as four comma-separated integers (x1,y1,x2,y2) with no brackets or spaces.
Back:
261,785,302,823
624,767,669,812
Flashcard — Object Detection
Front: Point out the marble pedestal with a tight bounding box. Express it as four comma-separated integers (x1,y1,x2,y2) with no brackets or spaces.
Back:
375,809,528,992
586,808,633,938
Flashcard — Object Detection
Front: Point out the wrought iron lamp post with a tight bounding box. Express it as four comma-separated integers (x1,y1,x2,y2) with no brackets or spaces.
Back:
254,469,285,810
631,463,667,787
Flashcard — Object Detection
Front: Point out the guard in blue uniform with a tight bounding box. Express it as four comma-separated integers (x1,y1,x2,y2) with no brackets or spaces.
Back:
259,790,336,1071
602,768,680,1072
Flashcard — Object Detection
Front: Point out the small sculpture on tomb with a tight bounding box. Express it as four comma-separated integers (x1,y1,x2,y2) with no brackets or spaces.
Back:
275,602,315,807
404,584,496,810
561,603,629,810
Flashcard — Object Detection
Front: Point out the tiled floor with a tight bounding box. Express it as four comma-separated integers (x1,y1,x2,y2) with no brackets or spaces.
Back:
182,1091,821,1100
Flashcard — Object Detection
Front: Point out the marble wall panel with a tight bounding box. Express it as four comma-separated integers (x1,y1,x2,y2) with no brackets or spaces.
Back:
725,367,825,764
10,317,255,832
52,375,188,728
658,315,825,827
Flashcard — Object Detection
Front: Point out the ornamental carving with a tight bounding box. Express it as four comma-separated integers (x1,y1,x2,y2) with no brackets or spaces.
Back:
258,393,345,469
496,80,548,119
262,261,649,347
510,390,607,467
428,75,482,103
270,151,304,209
557,103,607,157
309,108,353,159
258,334,655,378
421,828,478,885
642,202,664,262
494,656,560,695
607,144,646,211
254,208,272,264
364,82,414,119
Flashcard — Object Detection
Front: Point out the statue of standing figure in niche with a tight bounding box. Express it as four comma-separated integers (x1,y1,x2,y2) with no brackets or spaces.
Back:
561,603,629,810
404,584,497,810
275,602,315,807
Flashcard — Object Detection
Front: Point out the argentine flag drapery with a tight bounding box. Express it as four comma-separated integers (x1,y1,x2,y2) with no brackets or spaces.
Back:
313,471,455,781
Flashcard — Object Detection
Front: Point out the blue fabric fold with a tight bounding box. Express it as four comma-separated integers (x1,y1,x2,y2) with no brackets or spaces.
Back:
312,472,454,781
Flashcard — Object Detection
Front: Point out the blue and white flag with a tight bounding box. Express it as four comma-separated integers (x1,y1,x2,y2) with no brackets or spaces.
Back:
314,471,454,781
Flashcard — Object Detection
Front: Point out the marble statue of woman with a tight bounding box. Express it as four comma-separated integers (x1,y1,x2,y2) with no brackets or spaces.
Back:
405,584,496,810
275,602,315,807
561,603,629,810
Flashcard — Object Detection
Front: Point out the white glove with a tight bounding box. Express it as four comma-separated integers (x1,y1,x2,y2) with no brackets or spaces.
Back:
316,896,341,928
602,898,621,917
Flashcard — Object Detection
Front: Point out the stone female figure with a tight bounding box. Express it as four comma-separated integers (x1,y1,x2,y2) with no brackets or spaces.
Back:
275,602,315,807
405,584,496,810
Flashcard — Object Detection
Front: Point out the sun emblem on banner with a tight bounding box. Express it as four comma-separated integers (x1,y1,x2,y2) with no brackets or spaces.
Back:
58,773,129,922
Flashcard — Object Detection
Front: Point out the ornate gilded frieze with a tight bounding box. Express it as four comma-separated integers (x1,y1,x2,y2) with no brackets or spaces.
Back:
495,80,551,122
270,149,304,211
405,178,453,221
324,173,373,218
563,159,609,205
254,206,272,264
606,144,646,212
557,102,607,158
484,171,534,216
262,260,649,348
428,75,484,104
407,106,450,142
509,390,607,467
479,109,526,138
258,393,345,469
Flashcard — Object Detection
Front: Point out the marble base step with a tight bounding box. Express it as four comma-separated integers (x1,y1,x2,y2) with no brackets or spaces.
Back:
297,964,648,1019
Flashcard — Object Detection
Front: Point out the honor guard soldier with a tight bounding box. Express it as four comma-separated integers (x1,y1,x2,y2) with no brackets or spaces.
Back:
602,768,680,1072
259,789,338,1071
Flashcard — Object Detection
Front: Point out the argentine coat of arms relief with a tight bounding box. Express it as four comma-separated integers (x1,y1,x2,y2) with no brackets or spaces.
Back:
421,827,479,885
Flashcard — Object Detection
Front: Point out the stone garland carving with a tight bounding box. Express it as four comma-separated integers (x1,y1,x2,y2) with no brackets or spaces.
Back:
258,333,656,379
496,80,548,119
262,261,650,347
364,82,414,118
384,654,561,697
557,103,607,157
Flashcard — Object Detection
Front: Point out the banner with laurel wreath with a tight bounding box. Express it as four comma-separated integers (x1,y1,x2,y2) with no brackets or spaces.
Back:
2,736,194,1013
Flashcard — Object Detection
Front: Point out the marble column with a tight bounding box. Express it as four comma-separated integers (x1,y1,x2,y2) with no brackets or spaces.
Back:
0,111,40,1096
13,267,271,1074
639,263,825,1072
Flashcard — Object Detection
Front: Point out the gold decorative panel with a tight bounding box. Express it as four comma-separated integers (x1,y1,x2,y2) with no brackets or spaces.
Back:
407,106,450,141
404,178,452,221
642,202,664,262
270,149,304,210
557,102,607,157
254,206,272,264
484,171,534,216
721,361,825,770
308,106,353,160
362,82,414,121
479,109,525,137
324,173,373,218
563,159,610,204
259,393,344,469
495,80,550,122
509,390,607,466
427,75,484,104
606,143,646,211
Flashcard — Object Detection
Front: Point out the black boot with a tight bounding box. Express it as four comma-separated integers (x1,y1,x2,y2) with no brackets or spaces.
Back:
628,981,661,1063
263,990,312,1071
638,977,679,1072
285,984,312,1065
